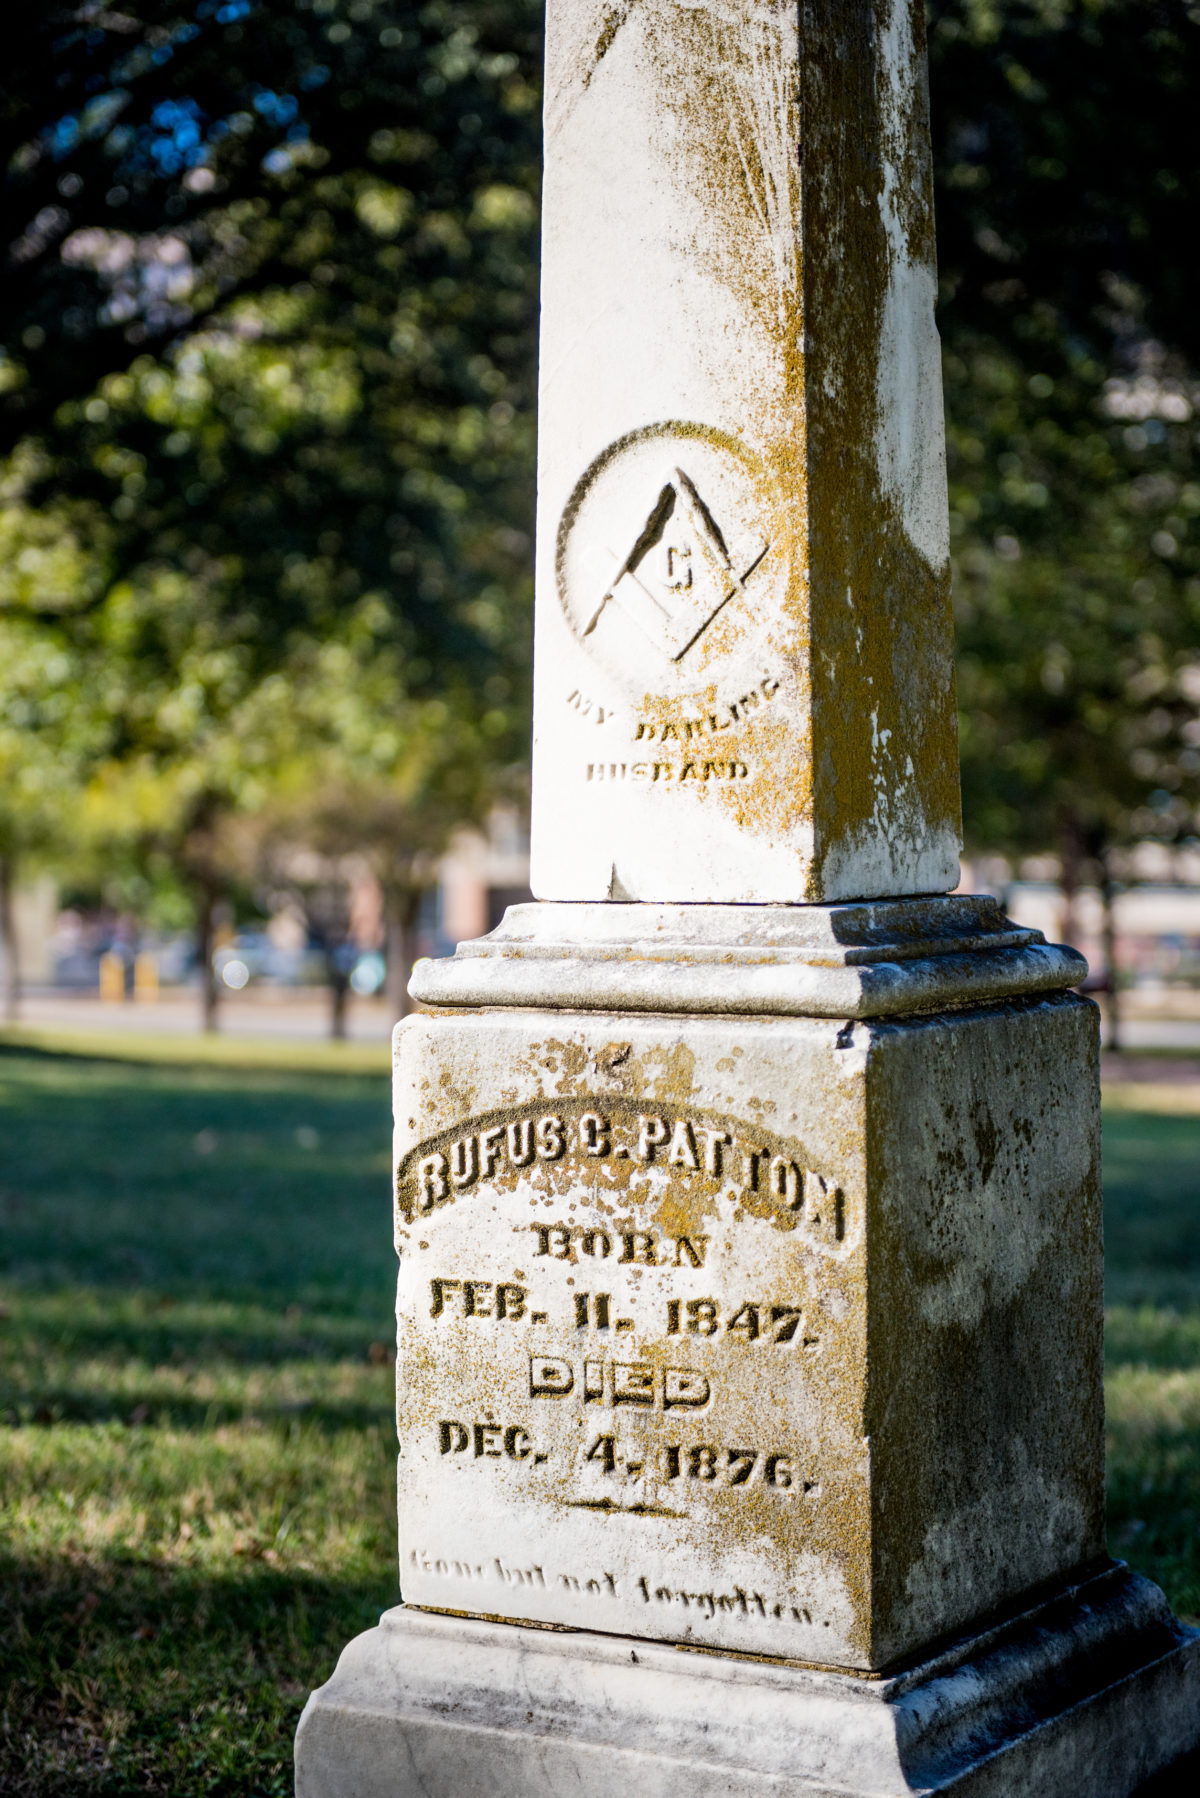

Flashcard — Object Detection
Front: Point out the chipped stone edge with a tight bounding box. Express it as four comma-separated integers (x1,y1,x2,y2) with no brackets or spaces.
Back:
295,1563,1200,1797
410,897,1087,1020
410,937,1087,1021
451,896,1037,964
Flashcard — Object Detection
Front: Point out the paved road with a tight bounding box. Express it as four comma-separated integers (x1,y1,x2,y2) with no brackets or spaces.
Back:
1110,1018,1200,1052
11,992,1200,1057
12,989,395,1042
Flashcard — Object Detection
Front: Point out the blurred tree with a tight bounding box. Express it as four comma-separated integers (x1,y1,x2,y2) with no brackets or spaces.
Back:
74,625,300,1032
0,618,99,1019
947,344,1200,864
4,0,1199,1037
4,0,539,678
930,0,1200,370
2,2,541,448
946,341,1200,1043
930,0,1200,882
240,626,499,1034
2,1,538,1021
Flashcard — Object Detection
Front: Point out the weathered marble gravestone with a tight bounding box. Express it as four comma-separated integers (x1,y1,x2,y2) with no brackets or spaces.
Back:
297,3,1200,1793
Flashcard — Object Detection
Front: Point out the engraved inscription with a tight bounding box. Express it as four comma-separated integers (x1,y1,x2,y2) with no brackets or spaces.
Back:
397,1086,861,1653
634,674,781,741
404,1549,831,1632
580,1436,803,1491
533,1225,712,1266
665,1298,819,1347
429,1278,527,1320
398,1101,849,1256
634,1578,820,1627
565,687,613,724
530,1357,712,1410
586,759,750,783
439,1420,536,1461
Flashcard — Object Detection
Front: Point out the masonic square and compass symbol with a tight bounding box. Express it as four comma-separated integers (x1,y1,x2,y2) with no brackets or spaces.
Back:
579,465,769,662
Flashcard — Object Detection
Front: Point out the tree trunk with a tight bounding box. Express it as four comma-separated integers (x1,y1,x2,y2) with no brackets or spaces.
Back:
322,956,345,1042
0,852,19,1024
195,880,221,1034
1058,817,1083,950
385,884,422,1021
1100,857,1121,1055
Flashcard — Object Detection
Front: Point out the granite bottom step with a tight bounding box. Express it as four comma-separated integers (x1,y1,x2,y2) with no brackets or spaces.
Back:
295,1563,1200,1797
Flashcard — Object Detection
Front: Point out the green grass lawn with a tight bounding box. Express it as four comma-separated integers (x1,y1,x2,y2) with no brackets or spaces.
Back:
0,1042,395,1796
1102,1096,1200,1622
2,1041,1199,1795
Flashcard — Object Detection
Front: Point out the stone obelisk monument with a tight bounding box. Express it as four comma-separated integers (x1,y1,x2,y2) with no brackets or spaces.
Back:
297,3,1200,1791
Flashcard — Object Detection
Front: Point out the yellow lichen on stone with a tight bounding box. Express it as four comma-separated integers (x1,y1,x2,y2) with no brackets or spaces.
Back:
530,0,960,903
392,990,1102,1672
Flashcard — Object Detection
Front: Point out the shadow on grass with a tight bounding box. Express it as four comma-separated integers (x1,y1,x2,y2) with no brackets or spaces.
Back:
1,1049,398,1794
1104,1108,1200,1295
0,1051,391,1313
1,1301,390,1366
0,1551,393,1798
4,1391,393,1432
1108,1419,1200,1621
1101,1108,1200,1627
0,1033,391,1079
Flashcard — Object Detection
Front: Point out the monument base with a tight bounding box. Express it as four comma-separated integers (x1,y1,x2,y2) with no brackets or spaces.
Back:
295,1563,1200,1797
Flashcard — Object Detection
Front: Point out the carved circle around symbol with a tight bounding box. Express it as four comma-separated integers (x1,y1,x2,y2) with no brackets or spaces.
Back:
556,423,781,698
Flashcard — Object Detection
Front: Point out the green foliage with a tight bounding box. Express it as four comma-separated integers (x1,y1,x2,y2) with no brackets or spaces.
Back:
930,0,1200,366
946,336,1200,858
0,623,95,865
0,614,99,1013
2,4,540,988
2,2,542,464
929,0,1200,860
5,1,1200,918
3,2,540,684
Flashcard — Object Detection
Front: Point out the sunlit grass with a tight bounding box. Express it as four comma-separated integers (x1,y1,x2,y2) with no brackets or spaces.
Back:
1,1043,1199,1792
0,1022,391,1076
0,1046,396,1795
